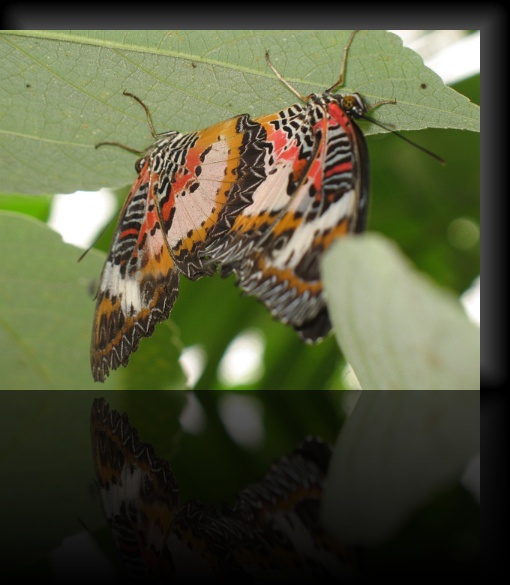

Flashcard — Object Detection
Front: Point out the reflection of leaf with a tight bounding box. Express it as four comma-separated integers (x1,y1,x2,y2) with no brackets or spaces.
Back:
322,233,480,390
0,212,186,389
0,30,478,195
322,391,479,544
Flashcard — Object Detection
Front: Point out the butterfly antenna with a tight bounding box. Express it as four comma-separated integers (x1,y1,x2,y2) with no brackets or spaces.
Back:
265,52,307,101
77,217,116,262
95,141,144,154
122,91,158,139
363,114,445,165
95,91,158,152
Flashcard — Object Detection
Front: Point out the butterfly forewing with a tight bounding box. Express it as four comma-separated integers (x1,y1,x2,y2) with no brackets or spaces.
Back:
205,103,322,265
155,114,270,275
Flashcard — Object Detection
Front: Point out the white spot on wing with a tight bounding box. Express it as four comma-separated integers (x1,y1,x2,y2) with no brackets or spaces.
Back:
100,263,143,314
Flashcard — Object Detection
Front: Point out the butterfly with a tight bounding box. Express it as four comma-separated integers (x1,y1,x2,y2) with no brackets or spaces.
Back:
90,397,356,581
91,30,394,382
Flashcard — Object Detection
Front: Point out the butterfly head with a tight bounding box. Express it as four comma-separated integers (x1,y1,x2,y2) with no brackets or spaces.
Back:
336,92,367,119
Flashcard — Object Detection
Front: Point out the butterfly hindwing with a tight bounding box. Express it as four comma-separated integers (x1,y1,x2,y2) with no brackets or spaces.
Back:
91,160,181,382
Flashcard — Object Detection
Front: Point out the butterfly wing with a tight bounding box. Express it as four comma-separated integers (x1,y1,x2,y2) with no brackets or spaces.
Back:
90,398,179,577
211,95,369,341
154,115,270,278
91,156,181,382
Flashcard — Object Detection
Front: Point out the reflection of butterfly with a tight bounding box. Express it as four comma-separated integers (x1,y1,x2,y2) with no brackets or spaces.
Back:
91,398,356,581
91,30,386,382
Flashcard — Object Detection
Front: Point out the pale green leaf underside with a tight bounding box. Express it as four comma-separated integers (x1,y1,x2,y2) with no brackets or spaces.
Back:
1,30,479,195
322,233,480,390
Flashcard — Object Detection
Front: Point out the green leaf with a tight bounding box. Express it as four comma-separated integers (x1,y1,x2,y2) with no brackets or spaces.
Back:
0,30,478,195
0,193,53,221
0,211,186,389
321,233,480,390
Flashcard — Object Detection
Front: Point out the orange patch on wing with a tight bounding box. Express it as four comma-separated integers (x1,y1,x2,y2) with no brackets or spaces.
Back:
313,217,350,250
254,261,323,295
231,210,279,234
93,295,144,347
